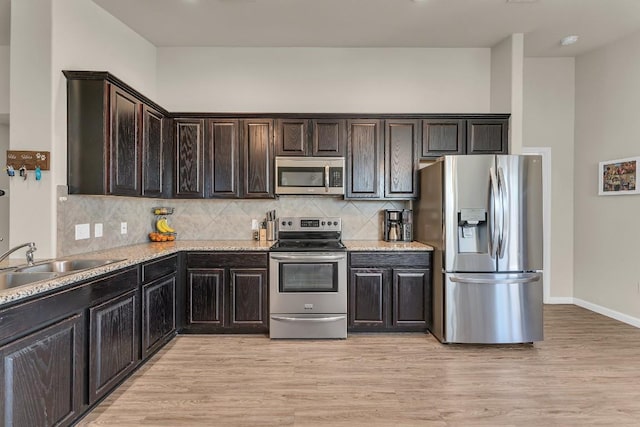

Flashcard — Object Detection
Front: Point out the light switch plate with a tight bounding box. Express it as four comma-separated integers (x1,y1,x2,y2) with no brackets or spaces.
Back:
94,223,103,238
75,223,90,240
120,222,127,234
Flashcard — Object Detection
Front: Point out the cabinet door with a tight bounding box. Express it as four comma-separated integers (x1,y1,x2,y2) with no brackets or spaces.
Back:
0,314,84,427
229,268,268,331
346,120,383,198
142,275,176,359
207,119,241,198
385,120,418,199
275,119,308,156
348,268,389,330
312,119,346,156
174,119,205,198
243,119,274,198
392,269,429,330
110,86,141,195
187,269,225,326
89,290,139,404
421,118,465,158
467,118,509,154
142,105,164,197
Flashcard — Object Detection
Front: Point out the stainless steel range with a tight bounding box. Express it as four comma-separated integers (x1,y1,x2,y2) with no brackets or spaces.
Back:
269,217,347,339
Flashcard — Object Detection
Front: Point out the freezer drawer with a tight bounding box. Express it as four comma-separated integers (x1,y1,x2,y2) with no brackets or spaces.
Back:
444,272,543,344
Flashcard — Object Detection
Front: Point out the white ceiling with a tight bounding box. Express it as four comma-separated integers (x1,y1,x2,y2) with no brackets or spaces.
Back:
2,1,640,57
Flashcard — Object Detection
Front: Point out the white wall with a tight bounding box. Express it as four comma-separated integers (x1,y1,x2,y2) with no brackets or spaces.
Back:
10,0,53,258
8,0,157,258
157,47,491,113
491,34,524,154
523,57,575,301
0,123,8,253
574,30,640,322
0,45,9,115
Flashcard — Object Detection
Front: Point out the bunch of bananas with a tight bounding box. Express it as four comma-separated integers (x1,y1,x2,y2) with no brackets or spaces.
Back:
155,217,175,233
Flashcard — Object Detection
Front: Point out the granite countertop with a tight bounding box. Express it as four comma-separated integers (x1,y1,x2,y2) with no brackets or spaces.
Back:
0,239,432,306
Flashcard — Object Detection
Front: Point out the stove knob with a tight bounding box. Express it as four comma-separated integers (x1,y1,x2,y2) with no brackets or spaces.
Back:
281,221,286,226
288,221,292,226
333,221,338,226
321,221,326,226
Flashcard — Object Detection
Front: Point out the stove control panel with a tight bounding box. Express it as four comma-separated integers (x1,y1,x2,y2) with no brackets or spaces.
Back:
278,217,342,232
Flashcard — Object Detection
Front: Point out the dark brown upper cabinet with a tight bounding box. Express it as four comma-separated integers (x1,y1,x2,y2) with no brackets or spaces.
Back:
174,119,205,198
206,119,241,198
421,118,465,157
421,116,509,159
385,120,419,199
467,118,509,155
142,105,165,197
110,86,141,196
275,118,346,157
243,119,274,198
64,71,169,197
346,119,383,199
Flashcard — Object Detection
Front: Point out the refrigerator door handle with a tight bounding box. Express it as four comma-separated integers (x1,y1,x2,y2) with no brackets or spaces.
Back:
497,166,508,258
489,167,500,258
449,274,540,285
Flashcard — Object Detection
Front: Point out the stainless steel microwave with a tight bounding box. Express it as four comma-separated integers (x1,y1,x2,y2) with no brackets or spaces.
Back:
275,157,345,195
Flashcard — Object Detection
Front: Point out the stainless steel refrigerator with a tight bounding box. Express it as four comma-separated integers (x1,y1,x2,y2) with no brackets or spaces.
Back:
414,155,543,344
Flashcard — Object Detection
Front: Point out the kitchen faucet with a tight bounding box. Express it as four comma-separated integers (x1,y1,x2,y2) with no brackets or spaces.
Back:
0,242,37,266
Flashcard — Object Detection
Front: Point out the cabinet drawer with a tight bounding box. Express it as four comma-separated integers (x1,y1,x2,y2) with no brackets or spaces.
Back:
142,255,178,283
187,252,268,269
349,252,430,268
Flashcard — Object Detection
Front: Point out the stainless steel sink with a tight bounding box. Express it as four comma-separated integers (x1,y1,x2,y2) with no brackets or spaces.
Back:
15,259,125,273
0,272,60,290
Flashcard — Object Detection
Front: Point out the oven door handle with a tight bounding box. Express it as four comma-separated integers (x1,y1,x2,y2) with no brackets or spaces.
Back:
271,315,346,323
270,254,346,261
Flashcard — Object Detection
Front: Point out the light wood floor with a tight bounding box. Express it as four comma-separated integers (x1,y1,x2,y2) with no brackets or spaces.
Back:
79,305,640,426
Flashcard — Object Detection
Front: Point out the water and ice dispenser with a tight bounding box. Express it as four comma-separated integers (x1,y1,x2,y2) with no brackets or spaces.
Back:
457,208,488,253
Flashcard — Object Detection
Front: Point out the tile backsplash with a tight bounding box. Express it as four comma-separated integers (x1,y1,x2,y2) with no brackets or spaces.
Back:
56,186,407,257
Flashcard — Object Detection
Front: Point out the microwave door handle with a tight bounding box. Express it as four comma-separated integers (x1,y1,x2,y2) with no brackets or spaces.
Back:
325,164,330,192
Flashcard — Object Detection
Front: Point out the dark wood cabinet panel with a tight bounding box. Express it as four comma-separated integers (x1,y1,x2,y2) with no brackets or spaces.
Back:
467,118,509,154
392,269,429,329
421,118,465,158
312,119,346,156
348,252,431,332
349,268,388,329
174,119,205,198
229,269,268,331
142,276,176,359
243,119,274,198
110,86,141,196
187,269,225,325
207,119,241,198
0,314,84,427
142,105,164,197
346,120,383,198
275,119,307,156
89,289,139,404
385,120,418,199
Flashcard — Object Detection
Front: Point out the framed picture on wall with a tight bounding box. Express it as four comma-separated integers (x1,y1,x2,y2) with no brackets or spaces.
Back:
598,156,639,195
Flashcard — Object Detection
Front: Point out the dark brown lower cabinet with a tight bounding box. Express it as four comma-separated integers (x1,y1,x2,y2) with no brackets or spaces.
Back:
142,275,176,359
185,252,268,333
89,289,139,404
0,314,84,427
348,252,431,332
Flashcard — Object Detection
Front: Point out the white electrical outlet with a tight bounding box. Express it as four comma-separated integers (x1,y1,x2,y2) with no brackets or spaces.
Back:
120,222,127,234
75,223,90,240
94,223,103,238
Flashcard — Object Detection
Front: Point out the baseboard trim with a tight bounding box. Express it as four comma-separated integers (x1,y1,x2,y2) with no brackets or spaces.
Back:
545,297,574,304
573,298,640,329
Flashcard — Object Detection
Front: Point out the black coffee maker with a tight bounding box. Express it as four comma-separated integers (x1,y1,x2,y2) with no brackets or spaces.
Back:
384,209,413,242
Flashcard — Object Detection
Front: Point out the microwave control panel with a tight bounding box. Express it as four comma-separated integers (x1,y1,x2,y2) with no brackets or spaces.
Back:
329,167,343,187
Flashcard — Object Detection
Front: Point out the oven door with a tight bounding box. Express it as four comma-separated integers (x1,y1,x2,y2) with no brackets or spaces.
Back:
269,252,347,314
